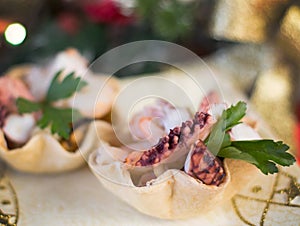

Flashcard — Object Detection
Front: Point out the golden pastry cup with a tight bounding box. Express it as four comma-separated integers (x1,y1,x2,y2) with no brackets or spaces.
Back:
88,122,259,219
0,121,116,173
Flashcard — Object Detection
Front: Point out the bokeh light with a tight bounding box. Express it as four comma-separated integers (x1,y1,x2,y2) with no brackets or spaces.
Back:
4,23,27,45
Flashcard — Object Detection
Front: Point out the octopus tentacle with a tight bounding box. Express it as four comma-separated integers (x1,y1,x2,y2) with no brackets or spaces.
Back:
185,140,225,186
125,111,211,166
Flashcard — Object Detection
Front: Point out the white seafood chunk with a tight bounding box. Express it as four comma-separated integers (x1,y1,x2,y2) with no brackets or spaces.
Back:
129,99,191,145
3,114,35,144
230,123,261,141
70,75,119,118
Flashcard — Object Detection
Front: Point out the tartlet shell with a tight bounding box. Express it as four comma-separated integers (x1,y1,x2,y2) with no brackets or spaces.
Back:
0,61,119,173
0,121,115,173
88,136,258,219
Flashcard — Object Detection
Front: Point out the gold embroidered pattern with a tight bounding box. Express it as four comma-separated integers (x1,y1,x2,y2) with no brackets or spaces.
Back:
0,165,19,226
232,171,300,226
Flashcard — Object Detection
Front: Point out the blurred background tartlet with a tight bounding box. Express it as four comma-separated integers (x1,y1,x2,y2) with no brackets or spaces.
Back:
0,49,119,173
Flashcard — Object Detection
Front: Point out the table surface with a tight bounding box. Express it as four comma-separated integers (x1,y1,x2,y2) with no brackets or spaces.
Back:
0,163,299,226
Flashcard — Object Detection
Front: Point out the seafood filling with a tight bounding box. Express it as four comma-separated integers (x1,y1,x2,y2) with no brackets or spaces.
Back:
185,140,225,186
125,108,225,186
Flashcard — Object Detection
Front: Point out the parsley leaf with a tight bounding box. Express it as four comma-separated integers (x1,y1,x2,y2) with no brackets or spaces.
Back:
16,71,87,139
16,98,41,113
223,101,246,131
206,113,226,155
205,101,295,175
37,106,82,139
206,101,247,155
217,146,258,165
218,140,294,174
46,71,87,102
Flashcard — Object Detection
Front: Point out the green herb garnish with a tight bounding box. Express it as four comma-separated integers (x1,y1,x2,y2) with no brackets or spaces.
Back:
207,101,295,174
17,71,87,139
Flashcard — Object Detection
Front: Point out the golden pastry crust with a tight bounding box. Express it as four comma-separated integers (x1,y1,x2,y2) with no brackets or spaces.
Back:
88,122,259,219
0,121,112,173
